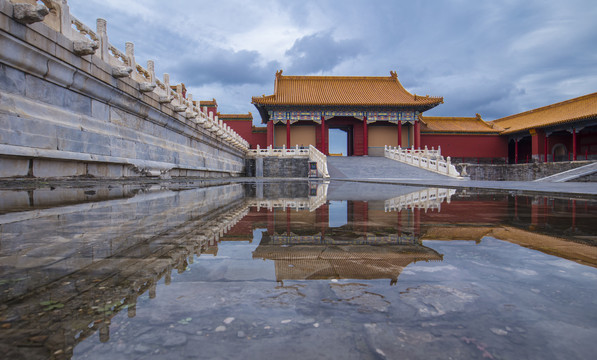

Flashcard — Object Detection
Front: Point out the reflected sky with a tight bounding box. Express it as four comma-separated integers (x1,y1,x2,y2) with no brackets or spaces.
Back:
0,181,596,359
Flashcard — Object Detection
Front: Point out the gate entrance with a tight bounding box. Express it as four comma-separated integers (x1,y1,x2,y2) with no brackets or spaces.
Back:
328,126,353,156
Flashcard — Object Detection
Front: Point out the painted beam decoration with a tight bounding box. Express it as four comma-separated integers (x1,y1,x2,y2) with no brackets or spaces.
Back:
268,110,418,124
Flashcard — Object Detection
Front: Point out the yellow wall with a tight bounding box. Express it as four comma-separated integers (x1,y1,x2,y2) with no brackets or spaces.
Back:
275,125,316,148
274,126,286,148
291,126,316,147
367,124,414,148
368,126,398,147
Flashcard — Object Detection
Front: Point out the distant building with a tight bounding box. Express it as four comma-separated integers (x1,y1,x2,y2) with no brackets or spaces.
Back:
199,98,267,149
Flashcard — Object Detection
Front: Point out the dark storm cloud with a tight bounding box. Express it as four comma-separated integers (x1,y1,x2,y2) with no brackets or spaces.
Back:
67,0,597,121
176,48,281,86
285,32,363,74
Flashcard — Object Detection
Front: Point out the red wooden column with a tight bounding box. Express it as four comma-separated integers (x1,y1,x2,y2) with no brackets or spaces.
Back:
397,121,402,147
544,134,548,162
573,128,577,160
363,117,368,156
320,116,327,155
266,120,274,147
515,139,519,164
414,121,421,149
531,129,546,162
286,120,291,148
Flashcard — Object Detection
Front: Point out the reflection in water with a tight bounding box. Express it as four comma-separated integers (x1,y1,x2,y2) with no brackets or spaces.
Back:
0,181,596,359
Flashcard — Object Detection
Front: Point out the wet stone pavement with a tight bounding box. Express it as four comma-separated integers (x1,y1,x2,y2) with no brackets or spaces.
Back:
0,180,596,359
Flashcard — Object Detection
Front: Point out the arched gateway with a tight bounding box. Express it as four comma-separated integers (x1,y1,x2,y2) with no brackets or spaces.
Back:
252,71,443,156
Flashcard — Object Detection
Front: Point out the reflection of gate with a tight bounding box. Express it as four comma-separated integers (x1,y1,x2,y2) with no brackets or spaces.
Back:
553,144,567,162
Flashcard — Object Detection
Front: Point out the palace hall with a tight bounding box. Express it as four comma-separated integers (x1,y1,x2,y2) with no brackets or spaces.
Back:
216,70,597,163
251,70,443,156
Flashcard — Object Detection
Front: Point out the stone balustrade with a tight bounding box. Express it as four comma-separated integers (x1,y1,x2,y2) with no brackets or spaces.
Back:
5,0,249,152
384,187,456,212
384,145,463,178
247,182,328,211
247,144,330,178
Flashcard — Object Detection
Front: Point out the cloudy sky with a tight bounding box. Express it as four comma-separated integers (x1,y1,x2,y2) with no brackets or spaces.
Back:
69,0,597,124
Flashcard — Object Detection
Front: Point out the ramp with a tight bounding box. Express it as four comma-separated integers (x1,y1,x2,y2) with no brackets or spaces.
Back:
327,157,454,180
534,162,597,182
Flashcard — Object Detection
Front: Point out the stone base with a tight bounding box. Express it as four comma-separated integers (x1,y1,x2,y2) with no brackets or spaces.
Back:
0,157,29,177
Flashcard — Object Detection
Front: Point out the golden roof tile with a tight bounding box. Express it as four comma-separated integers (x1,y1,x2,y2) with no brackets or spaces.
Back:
252,70,443,108
420,114,501,133
199,98,218,106
218,112,253,120
491,92,597,134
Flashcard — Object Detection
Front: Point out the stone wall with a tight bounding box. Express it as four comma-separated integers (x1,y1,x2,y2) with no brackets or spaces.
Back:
0,0,245,179
458,161,594,181
245,158,309,177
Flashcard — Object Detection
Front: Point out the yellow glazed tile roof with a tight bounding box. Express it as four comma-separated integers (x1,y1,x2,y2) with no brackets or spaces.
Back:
252,70,443,108
491,92,597,134
199,98,218,107
218,112,253,120
421,114,500,133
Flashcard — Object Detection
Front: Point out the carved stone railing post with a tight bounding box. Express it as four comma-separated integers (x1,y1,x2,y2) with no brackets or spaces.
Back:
58,0,71,38
125,41,135,69
96,18,108,61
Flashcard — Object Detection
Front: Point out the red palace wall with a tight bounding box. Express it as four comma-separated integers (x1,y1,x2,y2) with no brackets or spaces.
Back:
223,119,267,149
421,134,508,162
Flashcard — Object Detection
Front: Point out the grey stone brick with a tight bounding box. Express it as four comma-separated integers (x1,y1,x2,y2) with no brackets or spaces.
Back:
25,73,67,107
91,100,110,121
32,159,86,177
63,88,91,115
0,157,29,177
0,63,26,95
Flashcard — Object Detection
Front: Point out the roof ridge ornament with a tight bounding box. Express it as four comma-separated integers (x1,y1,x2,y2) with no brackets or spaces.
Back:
390,70,398,78
276,69,283,78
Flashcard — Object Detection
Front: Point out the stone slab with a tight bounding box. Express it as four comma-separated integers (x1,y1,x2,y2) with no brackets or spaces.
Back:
0,157,29,177
32,159,86,178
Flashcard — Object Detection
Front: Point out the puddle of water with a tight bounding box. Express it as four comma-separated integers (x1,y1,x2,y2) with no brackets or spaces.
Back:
0,181,596,359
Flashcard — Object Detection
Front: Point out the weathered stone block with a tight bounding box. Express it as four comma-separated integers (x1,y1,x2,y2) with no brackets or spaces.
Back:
0,11,9,32
91,99,110,121
63,88,91,115
0,31,47,78
0,157,29,177
25,73,67,108
0,63,26,95
32,159,86,178
24,24,56,56
44,58,75,87
2,116,58,149
87,163,124,178
70,70,111,104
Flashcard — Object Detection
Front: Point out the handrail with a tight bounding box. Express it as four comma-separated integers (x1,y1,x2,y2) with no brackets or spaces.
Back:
385,145,463,178
246,145,330,178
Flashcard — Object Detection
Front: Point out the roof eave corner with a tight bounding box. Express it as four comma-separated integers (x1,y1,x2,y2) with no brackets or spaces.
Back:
252,103,270,124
